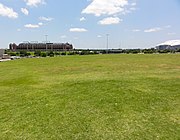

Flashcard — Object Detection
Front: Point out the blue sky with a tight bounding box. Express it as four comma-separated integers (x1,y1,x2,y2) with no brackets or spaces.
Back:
0,0,180,49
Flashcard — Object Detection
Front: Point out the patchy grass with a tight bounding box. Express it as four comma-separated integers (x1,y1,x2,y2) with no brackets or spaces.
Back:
0,54,180,139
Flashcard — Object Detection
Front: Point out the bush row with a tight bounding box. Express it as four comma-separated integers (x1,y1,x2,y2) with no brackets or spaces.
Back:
5,48,180,57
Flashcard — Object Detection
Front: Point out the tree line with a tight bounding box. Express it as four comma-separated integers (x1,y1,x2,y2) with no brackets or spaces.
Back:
5,48,180,57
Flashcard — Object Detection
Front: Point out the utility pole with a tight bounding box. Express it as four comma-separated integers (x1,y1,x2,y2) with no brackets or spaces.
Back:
106,34,109,54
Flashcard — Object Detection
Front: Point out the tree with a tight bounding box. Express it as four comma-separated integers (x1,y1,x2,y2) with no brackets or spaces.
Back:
47,51,54,57
34,50,41,56
20,50,28,57
41,52,47,57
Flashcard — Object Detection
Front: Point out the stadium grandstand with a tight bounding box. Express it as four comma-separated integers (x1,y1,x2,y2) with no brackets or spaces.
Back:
9,42,73,51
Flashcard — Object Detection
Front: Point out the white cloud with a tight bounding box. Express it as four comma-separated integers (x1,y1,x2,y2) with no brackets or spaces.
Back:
144,25,172,33
24,22,43,28
38,22,43,26
80,17,86,21
24,24,40,28
132,29,140,32
39,16,53,21
144,27,162,33
98,17,122,25
21,8,29,15
69,28,88,32
0,3,18,19
24,0,45,7
82,0,128,16
97,35,102,38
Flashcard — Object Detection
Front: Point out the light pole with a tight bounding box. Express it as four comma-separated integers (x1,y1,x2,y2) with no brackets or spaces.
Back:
106,34,109,54
45,35,48,51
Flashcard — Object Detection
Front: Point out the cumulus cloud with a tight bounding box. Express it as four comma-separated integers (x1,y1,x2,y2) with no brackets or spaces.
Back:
99,17,122,25
82,0,128,16
21,8,29,15
39,16,53,21
24,0,45,7
144,27,162,33
24,24,40,28
0,3,18,19
80,17,86,21
69,28,88,32
38,22,43,26
24,22,44,28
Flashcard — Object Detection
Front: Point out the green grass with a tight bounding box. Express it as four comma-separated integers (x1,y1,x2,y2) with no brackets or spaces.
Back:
0,54,180,139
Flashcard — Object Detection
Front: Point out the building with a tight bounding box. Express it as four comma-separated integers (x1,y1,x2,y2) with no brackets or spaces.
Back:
9,42,73,51
2,54,10,59
156,40,180,50
0,49,5,58
156,45,172,50
156,45,180,50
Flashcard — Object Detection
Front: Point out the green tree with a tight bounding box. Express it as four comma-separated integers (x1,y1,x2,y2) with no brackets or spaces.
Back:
34,50,41,56
41,52,47,57
47,51,54,57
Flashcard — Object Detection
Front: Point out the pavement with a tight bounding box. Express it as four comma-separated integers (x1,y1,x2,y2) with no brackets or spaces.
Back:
0,59,11,62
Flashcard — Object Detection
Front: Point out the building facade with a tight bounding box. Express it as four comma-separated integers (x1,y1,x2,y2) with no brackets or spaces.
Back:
156,45,180,50
0,49,5,58
9,43,73,51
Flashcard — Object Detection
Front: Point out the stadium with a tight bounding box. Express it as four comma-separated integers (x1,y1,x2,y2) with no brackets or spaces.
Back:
9,42,73,51
156,40,180,50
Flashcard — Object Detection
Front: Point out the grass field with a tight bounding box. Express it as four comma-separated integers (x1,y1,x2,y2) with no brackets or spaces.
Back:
0,54,180,139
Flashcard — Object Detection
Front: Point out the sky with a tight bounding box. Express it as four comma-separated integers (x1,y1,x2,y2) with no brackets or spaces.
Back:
0,0,180,49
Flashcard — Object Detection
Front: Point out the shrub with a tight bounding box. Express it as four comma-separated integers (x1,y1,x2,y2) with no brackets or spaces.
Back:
41,52,47,57
9,52,17,56
47,51,54,57
55,52,60,55
20,50,29,57
34,50,41,56
61,52,66,55
68,52,76,55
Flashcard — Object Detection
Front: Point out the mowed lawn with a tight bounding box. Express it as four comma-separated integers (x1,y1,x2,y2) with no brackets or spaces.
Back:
0,54,179,139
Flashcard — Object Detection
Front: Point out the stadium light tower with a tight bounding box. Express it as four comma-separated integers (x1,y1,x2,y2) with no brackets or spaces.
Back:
106,34,109,54
45,35,48,51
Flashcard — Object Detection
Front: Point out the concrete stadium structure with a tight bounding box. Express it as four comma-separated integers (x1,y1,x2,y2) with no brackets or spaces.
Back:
0,49,5,58
156,40,180,50
9,42,73,51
